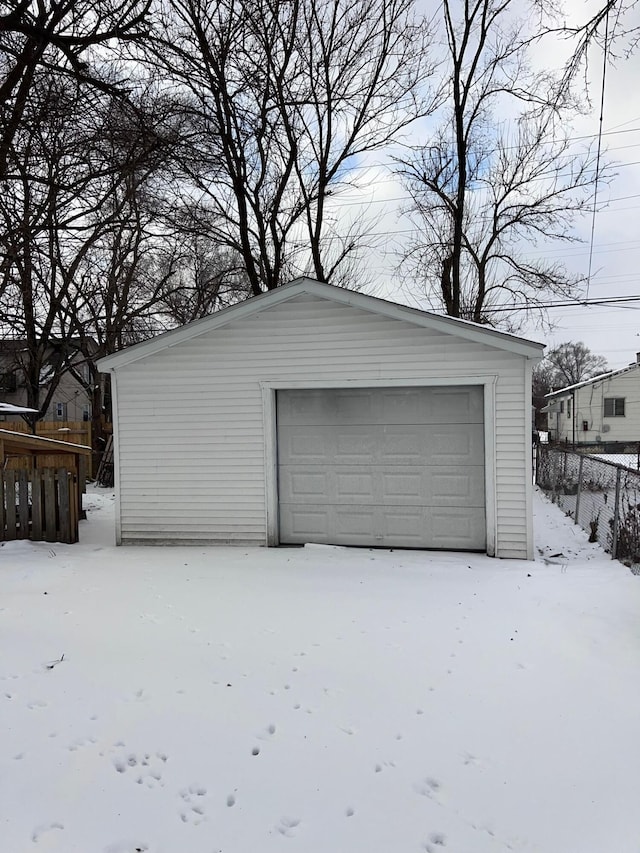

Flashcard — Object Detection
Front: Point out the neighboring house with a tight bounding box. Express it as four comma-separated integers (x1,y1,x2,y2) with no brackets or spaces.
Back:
97,278,544,558
544,354,640,446
0,339,93,423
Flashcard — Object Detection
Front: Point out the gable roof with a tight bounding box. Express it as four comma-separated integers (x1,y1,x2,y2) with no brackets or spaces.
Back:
97,277,544,372
545,362,639,398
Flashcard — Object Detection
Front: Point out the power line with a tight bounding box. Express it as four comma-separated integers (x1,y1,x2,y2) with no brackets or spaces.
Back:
484,293,640,314
326,160,640,209
586,3,611,298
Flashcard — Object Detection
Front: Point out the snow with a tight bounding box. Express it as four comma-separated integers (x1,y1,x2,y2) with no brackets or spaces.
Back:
0,402,39,414
1,489,640,853
592,453,640,470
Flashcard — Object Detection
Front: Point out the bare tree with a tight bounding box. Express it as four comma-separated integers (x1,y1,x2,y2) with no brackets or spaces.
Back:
0,0,151,177
545,341,608,386
0,74,180,428
397,0,601,329
150,0,437,294
154,237,251,327
533,341,608,424
0,75,112,419
556,1,640,88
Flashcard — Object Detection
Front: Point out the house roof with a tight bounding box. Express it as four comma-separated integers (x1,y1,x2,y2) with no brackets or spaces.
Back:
545,362,639,398
97,278,545,372
0,402,39,414
0,429,91,456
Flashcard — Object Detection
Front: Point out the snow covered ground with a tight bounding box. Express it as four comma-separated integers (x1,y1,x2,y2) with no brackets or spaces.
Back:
1,489,640,853
592,453,640,470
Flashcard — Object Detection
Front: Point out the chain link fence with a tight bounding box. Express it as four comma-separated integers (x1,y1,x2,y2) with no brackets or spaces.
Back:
535,446,640,573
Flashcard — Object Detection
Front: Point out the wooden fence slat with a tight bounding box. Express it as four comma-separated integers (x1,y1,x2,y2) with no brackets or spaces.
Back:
31,472,43,540
43,469,57,543
17,469,29,539
4,470,17,540
0,473,5,540
78,455,87,519
58,469,71,544
69,473,79,543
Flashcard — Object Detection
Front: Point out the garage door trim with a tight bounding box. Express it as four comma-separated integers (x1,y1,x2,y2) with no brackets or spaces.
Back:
261,376,497,554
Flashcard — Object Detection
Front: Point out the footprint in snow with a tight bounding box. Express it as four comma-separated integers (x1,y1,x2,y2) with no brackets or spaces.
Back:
178,785,208,825
424,831,447,849
32,822,64,843
111,747,167,788
68,736,98,752
413,777,443,800
276,816,301,837
122,688,148,703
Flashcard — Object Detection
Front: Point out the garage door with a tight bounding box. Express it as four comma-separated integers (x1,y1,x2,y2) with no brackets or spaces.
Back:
277,387,485,549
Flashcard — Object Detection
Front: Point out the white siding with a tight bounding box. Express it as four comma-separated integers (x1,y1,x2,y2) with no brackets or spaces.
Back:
112,293,530,557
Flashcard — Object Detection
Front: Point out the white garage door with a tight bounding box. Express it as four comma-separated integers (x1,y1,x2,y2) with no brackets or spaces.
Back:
277,387,485,549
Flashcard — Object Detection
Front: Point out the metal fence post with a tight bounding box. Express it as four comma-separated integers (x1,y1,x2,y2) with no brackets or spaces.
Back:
611,467,622,560
574,455,584,526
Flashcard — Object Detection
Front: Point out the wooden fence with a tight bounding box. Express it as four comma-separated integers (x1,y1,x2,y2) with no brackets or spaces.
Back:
1,467,80,544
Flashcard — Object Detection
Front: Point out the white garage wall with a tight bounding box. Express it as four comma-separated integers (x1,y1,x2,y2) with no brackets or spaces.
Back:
112,292,529,557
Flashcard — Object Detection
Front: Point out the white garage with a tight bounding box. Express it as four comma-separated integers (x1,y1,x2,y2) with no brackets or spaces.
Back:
98,277,544,558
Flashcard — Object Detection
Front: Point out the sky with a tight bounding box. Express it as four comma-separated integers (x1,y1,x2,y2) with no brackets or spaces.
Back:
531,0,640,369
327,0,640,371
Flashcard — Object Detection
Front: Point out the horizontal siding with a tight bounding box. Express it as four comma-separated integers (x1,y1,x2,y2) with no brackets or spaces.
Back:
114,292,530,556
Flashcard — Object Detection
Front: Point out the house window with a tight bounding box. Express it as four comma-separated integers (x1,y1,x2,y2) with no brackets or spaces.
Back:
82,404,91,422
559,401,564,413
567,398,572,419
604,397,625,417
54,402,67,420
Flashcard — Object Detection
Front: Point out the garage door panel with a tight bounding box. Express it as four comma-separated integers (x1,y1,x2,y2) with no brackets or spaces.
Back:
280,466,485,507
287,433,329,463
335,471,375,500
279,504,486,549
277,387,485,550
429,508,486,548
281,506,330,539
278,387,484,426
279,423,484,466
335,507,377,537
430,470,484,503
425,388,484,423
278,388,376,426
334,430,379,464
379,471,423,499
287,471,330,499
